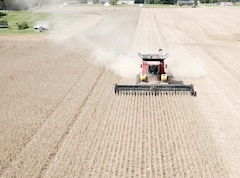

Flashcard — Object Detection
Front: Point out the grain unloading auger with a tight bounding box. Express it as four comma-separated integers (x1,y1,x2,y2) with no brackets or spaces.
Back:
114,52,196,96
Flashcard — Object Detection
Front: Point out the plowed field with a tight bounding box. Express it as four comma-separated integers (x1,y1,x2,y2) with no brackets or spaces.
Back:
1,5,240,177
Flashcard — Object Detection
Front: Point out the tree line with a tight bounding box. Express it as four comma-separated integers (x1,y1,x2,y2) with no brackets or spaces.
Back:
1,0,233,10
0,0,66,11
0,0,179,10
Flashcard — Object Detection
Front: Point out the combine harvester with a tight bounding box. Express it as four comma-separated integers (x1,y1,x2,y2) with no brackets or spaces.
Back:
114,51,196,96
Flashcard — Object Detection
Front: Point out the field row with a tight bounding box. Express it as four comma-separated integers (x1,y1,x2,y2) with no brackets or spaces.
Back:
1,63,104,177
1,64,225,177
0,39,101,176
44,93,225,177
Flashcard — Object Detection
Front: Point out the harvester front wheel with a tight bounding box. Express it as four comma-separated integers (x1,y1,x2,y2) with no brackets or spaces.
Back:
167,76,174,83
136,74,140,84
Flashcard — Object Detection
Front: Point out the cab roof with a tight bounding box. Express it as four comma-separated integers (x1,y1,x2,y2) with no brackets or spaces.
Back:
138,52,169,62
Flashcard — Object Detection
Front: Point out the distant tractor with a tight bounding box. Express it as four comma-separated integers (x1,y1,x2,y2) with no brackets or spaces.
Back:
0,21,8,28
34,21,51,32
115,51,196,96
178,0,195,6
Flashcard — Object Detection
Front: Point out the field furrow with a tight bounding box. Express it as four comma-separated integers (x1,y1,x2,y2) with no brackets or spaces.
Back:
42,92,225,177
1,66,104,177
0,40,92,174
43,70,117,177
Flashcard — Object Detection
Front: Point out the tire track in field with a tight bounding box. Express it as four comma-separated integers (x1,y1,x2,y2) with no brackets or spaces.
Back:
0,41,91,174
43,70,118,177
104,94,224,177
0,70,84,175
0,66,104,178
125,94,222,177
43,91,226,177
115,94,225,177
163,9,240,176
45,92,225,178
38,67,105,177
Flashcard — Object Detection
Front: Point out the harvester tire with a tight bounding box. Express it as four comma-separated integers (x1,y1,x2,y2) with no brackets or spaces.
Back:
136,74,140,84
167,76,173,83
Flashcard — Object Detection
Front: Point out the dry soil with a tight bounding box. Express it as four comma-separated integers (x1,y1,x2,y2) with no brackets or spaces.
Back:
0,5,240,178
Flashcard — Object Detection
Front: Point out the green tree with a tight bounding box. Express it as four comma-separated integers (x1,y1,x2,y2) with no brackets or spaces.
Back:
154,0,161,3
110,0,117,5
1,0,66,11
0,0,6,10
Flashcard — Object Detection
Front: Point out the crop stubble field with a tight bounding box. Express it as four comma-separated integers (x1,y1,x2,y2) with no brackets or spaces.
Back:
0,5,240,177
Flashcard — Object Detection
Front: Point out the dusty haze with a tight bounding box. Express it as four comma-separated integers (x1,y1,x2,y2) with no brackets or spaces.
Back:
1,5,240,178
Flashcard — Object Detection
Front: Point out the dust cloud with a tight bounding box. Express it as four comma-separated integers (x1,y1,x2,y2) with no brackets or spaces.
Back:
81,9,141,78
13,0,62,10
47,7,141,78
166,46,207,79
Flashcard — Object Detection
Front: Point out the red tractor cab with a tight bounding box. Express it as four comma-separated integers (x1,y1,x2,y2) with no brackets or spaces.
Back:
137,52,170,84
